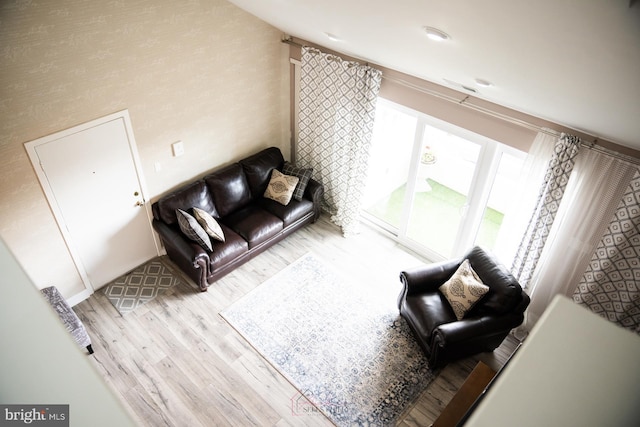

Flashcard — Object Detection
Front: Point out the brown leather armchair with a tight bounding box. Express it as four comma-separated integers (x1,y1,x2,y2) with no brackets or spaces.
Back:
398,246,529,368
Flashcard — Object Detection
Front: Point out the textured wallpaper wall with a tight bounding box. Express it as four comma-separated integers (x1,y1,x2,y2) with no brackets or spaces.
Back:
0,0,290,299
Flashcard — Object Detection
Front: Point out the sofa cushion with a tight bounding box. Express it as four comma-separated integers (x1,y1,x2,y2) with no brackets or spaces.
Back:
240,147,285,199
193,207,225,242
260,197,314,227
176,209,212,252
204,163,252,218
282,161,313,201
154,180,217,226
208,224,248,270
439,259,490,320
222,206,283,248
263,169,299,205
466,246,523,316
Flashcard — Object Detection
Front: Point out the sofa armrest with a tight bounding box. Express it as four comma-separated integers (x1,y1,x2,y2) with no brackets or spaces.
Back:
304,178,324,222
153,220,199,260
152,220,211,289
153,219,212,290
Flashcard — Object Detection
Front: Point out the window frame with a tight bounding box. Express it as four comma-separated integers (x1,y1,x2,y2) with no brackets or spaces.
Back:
362,98,526,261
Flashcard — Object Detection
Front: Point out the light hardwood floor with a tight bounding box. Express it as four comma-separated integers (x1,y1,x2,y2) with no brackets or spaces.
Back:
75,215,520,426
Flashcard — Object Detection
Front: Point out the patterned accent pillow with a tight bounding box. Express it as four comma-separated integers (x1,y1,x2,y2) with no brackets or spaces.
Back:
282,161,313,201
264,169,299,205
176,209,212,252
439,259,490,320
192,207,225,242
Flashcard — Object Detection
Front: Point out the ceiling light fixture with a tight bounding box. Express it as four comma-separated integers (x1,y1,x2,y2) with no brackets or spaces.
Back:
325,32,342,42
443,78,478,93
475,78,493,87
423,26,450,42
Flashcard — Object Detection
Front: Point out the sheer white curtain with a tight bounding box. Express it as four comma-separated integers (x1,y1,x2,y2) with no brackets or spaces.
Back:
297,47,382,236
494,131,557,266
524,149,638,327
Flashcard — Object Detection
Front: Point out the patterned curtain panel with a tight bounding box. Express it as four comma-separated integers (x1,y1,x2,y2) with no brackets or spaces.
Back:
511,134,581,288
573,169,640,333
297,47,382,236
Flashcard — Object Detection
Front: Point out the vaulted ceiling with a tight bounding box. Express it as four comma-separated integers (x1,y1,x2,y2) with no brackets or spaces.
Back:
228,0,640,151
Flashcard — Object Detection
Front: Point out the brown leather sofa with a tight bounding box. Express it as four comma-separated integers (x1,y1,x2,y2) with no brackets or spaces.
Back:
398,246,530,367
152,147,323,291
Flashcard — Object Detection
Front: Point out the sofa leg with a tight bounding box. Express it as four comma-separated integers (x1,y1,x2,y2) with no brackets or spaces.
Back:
87,344,94,355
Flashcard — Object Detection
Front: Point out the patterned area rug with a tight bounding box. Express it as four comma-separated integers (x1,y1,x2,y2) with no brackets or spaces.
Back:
221,253,436,426
103,257,181,315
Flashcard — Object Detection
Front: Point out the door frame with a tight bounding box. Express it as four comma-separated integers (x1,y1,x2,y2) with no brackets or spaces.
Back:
24,110,160,305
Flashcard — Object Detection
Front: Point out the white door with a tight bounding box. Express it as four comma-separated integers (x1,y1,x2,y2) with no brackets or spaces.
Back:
26,111,158,292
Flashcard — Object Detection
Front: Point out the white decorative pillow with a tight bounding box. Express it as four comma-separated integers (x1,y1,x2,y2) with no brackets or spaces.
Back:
263,169,299,206
192,207,225,242
439,259,490,320
176,209,212,252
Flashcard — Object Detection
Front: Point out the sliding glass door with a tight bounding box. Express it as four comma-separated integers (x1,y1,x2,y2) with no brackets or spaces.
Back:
363,100,526,260
405,126,482,257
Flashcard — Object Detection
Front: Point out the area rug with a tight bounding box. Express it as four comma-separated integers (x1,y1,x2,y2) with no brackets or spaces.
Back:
220,253,435,426
103,257,181,315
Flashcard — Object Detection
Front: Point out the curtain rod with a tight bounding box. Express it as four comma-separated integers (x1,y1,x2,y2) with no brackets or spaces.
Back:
283,36,640,167
283,37,371,67
282,35,306,50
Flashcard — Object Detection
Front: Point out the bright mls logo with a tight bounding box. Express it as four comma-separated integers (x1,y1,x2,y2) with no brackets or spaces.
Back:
1,405,69,426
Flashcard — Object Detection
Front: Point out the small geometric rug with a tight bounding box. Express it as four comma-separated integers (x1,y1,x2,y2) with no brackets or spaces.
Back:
220,253,436,426
103,257,181,315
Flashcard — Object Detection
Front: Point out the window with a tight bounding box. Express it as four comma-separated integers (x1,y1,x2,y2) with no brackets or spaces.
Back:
363,99,526,260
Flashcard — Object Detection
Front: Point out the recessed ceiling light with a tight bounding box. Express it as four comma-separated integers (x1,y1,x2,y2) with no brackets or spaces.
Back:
423,26,450,42
475,78,493,87
325,33,342,42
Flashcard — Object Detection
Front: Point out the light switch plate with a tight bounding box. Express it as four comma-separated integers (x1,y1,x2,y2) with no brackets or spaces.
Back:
172,141,184,157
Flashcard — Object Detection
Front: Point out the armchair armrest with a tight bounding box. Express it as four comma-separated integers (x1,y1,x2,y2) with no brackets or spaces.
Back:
304,178,324,222
425,313,524,367
399,257,462,296
433,313,525,346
